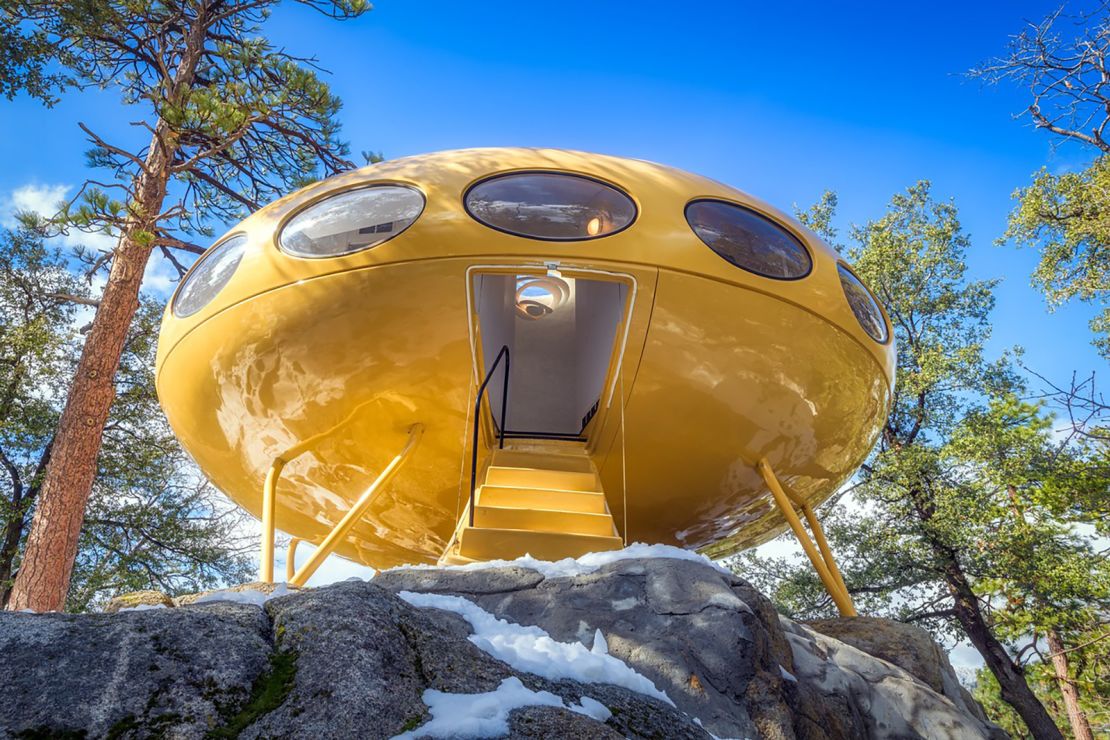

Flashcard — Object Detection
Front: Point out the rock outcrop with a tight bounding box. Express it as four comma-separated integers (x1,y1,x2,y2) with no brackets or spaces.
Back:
0,553,1004,739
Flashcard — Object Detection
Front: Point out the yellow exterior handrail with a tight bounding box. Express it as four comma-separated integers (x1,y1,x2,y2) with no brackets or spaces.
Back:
756,457,857,617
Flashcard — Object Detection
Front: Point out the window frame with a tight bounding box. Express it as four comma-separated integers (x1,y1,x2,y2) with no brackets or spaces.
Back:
172,232,249,318
463,169,639,242
836,261,891,344
684,197,814,281
277,182,427,260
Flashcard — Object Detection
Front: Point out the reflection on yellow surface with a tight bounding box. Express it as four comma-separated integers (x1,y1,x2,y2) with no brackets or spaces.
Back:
155,148,894,571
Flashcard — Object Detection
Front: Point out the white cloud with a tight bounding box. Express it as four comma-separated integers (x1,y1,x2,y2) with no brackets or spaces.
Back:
142,254,182,300
1,182,118,254
0,182,71,225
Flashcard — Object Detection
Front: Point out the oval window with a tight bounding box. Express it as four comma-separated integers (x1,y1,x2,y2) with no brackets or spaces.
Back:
837,264,889,343
173,234,248,318
279,185,425,258
465,172,636,240
685,200,812,279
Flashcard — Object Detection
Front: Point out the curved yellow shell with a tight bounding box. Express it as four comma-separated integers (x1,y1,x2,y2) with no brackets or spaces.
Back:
155,148,894,569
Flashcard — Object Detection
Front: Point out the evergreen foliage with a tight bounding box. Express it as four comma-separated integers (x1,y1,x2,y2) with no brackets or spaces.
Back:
733,183,1105,738
0,0,369,612
970,3,1110,362
1003,159,1110,361
0,227,252,611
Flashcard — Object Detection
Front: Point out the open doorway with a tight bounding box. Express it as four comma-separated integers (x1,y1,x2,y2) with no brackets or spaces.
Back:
472,271,626,440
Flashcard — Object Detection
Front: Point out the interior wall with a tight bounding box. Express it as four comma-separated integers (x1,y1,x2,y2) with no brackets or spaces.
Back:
474,274,515,418
574,281,624,426
511,281,580,433
474,273,625,437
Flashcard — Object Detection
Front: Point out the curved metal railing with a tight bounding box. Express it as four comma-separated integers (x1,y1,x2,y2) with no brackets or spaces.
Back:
469,344,510,526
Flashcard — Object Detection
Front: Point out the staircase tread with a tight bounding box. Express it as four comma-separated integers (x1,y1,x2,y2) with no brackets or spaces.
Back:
478,484,605,495
487,464,592,472
475,503,612,517
455,445,619,561
462,526,622,542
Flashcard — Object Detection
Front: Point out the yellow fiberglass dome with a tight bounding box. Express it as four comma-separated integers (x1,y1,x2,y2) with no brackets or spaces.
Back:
155,147,893,612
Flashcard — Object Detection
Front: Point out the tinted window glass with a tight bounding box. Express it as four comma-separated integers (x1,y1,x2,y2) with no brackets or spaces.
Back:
838,264,889,343
685,200,811,279
173,234,248,318
280,185,424,257
465,172,636,240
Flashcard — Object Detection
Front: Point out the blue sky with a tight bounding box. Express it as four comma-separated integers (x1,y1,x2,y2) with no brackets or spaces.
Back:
0,2,1104,612
1,0,1103,383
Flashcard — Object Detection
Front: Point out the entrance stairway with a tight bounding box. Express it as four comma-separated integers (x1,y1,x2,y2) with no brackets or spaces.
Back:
440,443,623,564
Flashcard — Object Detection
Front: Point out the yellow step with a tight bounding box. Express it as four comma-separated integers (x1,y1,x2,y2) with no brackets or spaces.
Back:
437,548,477,567
477,485,609,514
458,527,623,561
474,505,616,537
490,449,594,474
484,466,600,492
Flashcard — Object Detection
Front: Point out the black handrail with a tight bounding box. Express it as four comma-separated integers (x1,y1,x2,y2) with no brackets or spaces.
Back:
470,344,510,526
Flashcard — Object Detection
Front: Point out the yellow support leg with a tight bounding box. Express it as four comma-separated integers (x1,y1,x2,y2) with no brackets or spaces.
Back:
258,399,397,582
757,458,857,617
289,424,424,586
800,502,851,601
286,538,303,583
259,459,286,583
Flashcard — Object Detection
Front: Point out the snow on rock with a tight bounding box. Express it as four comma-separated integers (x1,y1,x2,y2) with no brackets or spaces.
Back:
385,542,733,580
0,557,1005,739
117,603,167,612
398,590,673,706
391,677,610,739
591,628,609,656
193,582,292,606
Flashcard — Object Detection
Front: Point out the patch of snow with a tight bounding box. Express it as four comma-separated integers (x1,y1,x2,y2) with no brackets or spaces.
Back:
392,676,609,739
778,665,797,683
386,542,732,580
610,596,640,610
591,628,608,656
118,603,167,612
398,591,673,706
707,591,750,612
575,695,612,722
194,583,292,607
693,716,751,740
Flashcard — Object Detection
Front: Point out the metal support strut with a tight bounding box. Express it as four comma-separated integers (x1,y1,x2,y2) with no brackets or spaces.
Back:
259,423,424,585
756,457,857,617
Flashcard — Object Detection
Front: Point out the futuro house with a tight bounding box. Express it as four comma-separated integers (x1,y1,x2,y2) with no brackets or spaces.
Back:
155,148,894,614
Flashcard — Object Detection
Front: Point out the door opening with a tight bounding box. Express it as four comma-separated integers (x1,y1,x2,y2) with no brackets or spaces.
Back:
473,271,626,440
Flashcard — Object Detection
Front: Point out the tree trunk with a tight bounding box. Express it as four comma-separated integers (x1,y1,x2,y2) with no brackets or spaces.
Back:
940,554,1064,739
1046,629,1093,740
5,6,209,612
0,501,26,608
904,479,1062,739
6,234,154,611
0,440,52,608
0,482,23,609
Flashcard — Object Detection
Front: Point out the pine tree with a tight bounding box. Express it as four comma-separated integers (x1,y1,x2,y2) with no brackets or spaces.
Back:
0,228,252,609
0,0,369,611
733,183,1079,739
